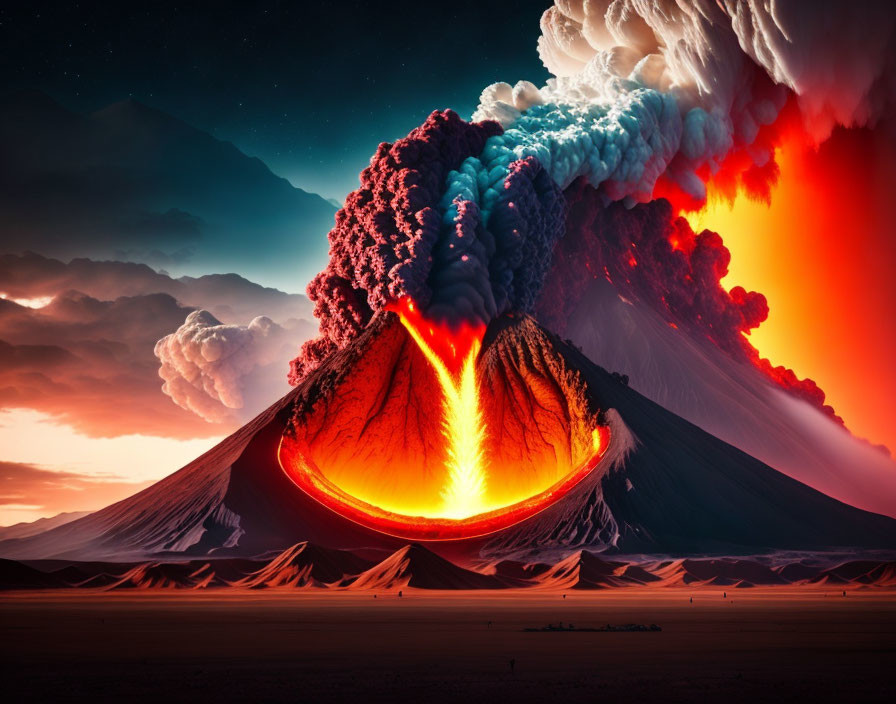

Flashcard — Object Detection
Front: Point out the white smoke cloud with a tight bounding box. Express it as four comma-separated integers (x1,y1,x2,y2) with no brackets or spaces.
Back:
155,310,312,423
540,1,896,137
473,1,896,205
724,0,896,140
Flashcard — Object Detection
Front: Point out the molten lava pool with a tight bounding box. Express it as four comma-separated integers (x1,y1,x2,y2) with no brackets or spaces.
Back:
279,304,610,541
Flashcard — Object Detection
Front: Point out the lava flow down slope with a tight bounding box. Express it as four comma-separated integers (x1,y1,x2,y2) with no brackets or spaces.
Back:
4,1,896,563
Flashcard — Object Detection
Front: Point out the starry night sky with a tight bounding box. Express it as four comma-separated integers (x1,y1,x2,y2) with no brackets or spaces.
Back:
0,0,552,200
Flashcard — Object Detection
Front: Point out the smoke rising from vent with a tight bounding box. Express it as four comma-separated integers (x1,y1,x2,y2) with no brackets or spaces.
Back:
290,0,893,426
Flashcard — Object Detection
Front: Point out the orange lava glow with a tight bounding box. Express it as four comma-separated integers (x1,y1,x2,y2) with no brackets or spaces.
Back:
387,298,489,518
681,124,896,450
278,426,610,541
386,297,485,377
278,308,611,541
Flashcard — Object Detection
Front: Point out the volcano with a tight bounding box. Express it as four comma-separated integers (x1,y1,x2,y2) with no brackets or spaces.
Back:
1,310,894,564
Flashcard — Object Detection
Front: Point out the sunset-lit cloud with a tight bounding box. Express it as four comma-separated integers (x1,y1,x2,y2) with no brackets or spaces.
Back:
0,408,221,524
0,289,234,438
0,460,154,526
0,254,314,437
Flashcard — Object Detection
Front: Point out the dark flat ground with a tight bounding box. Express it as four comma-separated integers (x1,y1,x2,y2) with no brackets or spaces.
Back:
2,589,895,703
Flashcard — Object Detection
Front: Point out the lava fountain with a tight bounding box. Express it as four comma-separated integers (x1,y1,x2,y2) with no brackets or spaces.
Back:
388,297,488,519
278,307,610,541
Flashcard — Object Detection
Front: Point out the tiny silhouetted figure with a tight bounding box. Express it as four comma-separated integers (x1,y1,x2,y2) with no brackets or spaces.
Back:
563,594,566,599
373,594,377,599
843,590,847,597
510,658,516,675
723,591,727,599
398,590,403,598
689,597,693,604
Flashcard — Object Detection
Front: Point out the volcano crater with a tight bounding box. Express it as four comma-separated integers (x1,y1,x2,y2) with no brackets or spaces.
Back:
279,312,611,540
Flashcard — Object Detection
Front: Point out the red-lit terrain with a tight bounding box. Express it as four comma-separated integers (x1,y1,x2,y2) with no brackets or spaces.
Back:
2,542,896,592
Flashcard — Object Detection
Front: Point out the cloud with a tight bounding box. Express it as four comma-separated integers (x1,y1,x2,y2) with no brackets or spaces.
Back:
0,290,235,438
0,460,154,525
290,111,502,380
535,1,896,143
156,310,312,423
0,254,315,434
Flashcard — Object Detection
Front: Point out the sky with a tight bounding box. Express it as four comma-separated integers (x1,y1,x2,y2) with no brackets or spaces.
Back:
0,0,551,201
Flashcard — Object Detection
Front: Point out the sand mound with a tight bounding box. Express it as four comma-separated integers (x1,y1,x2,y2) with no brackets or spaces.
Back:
104,562,213,590
532,551,652,589
234,542,372,588
347,544,504,590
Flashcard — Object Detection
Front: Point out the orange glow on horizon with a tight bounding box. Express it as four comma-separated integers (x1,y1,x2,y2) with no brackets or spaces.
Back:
681,128,896,451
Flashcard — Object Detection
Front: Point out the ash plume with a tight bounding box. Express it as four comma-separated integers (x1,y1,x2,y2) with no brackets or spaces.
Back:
535,184,842,423
289,111,504,382
290,0,893,424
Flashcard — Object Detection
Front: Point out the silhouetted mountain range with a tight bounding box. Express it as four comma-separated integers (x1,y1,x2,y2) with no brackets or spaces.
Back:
0,89,337,291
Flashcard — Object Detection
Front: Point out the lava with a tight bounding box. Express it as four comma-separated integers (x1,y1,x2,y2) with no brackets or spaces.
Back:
278,312,610,541
388,297,487,518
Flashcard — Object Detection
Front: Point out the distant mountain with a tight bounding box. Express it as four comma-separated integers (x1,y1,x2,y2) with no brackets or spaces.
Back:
0,511,90,542
0,90,337,291
3,551,896,591
0,252,314,324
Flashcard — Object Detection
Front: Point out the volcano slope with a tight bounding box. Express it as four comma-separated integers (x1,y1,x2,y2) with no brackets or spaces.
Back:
1,312,894,562
537,198,896,520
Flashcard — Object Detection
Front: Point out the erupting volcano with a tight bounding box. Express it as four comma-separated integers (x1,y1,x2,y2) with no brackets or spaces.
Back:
3,0,895,566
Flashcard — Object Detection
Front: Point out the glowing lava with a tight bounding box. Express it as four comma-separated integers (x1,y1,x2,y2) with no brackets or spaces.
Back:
278,310,610,541
388,298,487,518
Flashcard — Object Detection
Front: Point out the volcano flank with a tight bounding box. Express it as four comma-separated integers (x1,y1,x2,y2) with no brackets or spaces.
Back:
2,310,894,564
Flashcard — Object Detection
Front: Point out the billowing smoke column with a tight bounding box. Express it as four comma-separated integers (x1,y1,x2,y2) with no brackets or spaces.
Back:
536,184,842,423
290,1,895,423
289,111,500,382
